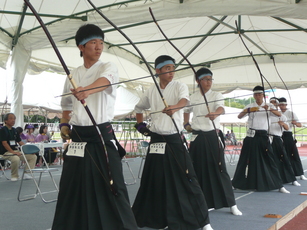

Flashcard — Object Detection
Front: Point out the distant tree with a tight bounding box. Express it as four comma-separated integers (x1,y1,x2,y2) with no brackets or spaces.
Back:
224,97,255,109
24,114,60,123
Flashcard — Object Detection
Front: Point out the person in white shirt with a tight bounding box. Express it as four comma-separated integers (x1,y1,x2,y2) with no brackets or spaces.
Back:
279,97,307,180
32,124,39,137
269,97,300,186
52,24,137,230
184,68,242,216
132,55,213,230
232,86,289,193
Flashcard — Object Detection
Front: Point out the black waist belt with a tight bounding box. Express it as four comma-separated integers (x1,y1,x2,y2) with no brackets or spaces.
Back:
71,122,114,143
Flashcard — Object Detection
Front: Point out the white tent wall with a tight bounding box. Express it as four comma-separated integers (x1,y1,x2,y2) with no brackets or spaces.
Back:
8,43,31,127
114,86,140,119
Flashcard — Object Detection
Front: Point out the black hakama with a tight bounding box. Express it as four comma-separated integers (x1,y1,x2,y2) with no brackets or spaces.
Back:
282,131,304,176
52,123,138,230
271,135,296,183
189,130,236,209
232,130,283,191
132,133,210,230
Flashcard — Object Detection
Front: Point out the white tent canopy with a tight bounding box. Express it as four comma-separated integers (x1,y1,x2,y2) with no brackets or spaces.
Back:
1,0,307,126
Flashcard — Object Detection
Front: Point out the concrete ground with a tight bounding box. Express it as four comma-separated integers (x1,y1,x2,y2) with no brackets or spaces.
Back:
1,146,307,230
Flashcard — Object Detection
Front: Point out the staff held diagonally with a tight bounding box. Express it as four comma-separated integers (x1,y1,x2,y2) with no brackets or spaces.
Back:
235,20,273,135
234,20,282,178
23,0,117,196
271,56,296,137
149,7,224,172
87,0,192,179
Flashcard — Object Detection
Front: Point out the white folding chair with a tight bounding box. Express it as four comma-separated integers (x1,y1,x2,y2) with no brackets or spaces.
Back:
138,141,149,179
122,156,136,185
17,144,59,203
0,156,10,180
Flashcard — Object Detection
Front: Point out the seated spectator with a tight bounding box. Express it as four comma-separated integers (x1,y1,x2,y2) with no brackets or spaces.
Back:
24,124,36,143
16,126,27,143
33,124,39,137
0,113,37,181
35,125,49,143
225,131,231,141
35,125,57,165
25,124,40,165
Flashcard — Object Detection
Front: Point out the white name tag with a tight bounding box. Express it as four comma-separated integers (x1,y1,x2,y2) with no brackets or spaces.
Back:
149,142,166,154
66,142,87,158
190,134,198,142
246,129,255,137
10,140,16,145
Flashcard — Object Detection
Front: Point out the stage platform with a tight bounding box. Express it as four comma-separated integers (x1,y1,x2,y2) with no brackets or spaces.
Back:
1,146,307,230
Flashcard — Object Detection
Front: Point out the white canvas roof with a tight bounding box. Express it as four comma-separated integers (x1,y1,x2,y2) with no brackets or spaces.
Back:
0,0,307,125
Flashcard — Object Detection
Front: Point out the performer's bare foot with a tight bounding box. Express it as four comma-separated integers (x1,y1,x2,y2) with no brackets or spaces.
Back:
292,181,301,186
203,224,214,230
300,175,307,180
230,205,242,215
279,187,290,193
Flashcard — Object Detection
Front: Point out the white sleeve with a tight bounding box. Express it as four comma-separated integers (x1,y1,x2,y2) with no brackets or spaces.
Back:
61,76,73,111
100,62,118,95
184,106,192,113
268,103,275,110
214,92,224,111
292,112,299,121
134,91,151,113
184,90,193,114
178,83,190,102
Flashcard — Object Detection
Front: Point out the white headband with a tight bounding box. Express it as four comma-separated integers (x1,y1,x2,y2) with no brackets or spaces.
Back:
270,99,279,103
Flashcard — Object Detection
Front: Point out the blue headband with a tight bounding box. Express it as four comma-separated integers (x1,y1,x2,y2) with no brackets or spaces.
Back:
79,35,103,45
198,73,212,80
156,60,175,69
270,98,279,103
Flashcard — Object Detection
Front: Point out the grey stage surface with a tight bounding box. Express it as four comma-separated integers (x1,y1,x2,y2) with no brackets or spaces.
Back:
1,154,307,230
